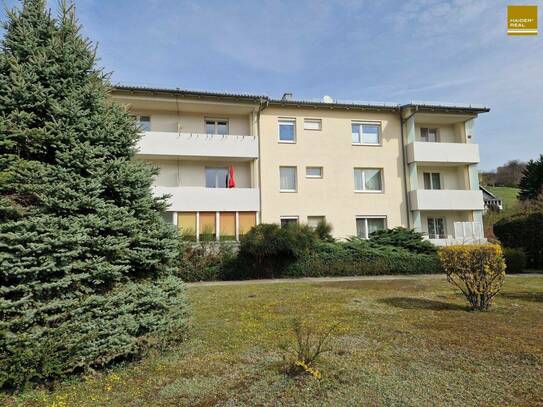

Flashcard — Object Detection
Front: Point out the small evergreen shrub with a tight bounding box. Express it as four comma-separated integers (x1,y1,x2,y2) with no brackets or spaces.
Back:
494,213,543,268
314,219,335,243
233,223,317,278
503,248,527,274
368,227,436,254
438,245,506,311
177,240,236,282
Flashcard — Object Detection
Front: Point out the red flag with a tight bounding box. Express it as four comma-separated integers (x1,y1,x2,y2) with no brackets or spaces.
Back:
228,165,236,188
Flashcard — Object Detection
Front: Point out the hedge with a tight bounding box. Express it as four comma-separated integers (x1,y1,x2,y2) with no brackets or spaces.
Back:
494,212,543,269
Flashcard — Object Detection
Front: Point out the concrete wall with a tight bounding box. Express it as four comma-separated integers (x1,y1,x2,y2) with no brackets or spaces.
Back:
415,123,463,143
259,106,408,237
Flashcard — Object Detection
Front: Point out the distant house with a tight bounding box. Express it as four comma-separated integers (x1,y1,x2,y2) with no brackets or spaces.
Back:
480,186,503,211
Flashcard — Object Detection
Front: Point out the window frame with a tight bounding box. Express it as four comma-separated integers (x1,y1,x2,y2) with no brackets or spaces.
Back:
423,172,442,190
279,166,298,192
205,118,229,135
304,118,322,131
131,115,151,132
307,216,325,229
420,127,439,142
305,166,323,179
353,168,384,193
427,217,447,239
278,118,296,143
355,216,387,239
351,121,382,146
205,167,229,189
280,216,299,228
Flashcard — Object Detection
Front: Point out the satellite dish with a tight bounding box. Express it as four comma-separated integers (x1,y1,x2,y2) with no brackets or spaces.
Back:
322,95,333,103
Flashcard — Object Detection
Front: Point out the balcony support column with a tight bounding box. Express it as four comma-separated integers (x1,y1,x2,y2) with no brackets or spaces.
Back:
412,210,422,233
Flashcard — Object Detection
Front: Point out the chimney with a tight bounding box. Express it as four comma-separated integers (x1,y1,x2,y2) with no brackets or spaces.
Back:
281,92,293,101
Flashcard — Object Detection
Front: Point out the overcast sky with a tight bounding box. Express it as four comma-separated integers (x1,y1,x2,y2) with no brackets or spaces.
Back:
2,0,542,170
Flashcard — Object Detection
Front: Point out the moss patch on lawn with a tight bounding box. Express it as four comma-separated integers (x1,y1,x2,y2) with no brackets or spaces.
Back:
3,275,543,406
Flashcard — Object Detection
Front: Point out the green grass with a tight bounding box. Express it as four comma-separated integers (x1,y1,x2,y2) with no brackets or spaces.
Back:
486,186,520,211
4,276,543,406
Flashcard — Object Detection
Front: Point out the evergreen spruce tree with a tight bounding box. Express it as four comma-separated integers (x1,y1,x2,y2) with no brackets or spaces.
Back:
518,154,543,201
0,0,188,389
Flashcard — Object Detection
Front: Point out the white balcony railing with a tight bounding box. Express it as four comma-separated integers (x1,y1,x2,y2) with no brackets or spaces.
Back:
427,222,486,246
137,132,258,159
407,142,479,164
410,189,484,211
152,186,259,212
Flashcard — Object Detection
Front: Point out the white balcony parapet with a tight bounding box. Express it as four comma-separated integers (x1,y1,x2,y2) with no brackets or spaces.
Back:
427,222,486,246
137,132,258,159
407,142,480,164
152,186,259,212
409,189,484,211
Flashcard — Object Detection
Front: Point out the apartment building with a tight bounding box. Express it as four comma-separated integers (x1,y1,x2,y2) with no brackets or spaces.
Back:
111,86,489,245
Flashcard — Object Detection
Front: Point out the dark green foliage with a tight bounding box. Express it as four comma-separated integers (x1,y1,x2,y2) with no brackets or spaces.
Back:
284,241,440,278
503,248,527,274
233,223,317,278
0,1,188,388
367,227,436,254
494,213,543,268
314,219,335,243
176,240,236,282
518,155,543,201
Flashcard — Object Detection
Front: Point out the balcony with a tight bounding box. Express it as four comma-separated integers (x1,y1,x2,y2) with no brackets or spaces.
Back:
152,186,259,212
427,222,486,246
407,142,479,165
137,132,258,159
409,190,484,211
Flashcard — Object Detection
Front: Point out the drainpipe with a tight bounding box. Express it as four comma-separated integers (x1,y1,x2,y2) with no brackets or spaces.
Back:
256,98,268,224
399,108,417,229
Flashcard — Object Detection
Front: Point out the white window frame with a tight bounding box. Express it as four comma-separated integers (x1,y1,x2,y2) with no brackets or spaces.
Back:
352,121,381,146
205,118,229,135
420,127,439,142
307,216,325,229
427,217,447,239
280,216,299,227
205,167,229,188
278,118,296,143
423,172,442,190
304,118,322,131
306,166,323,178
354,168,384,193
279,166,297,192
132,115,151,132
356,216,387,239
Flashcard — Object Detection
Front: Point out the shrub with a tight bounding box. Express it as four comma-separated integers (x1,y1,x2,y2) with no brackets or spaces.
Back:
177,240,236,282
438,245,506,311
368,227,436,254
233,223,317,279
503,247,527,274
314,219,335,243
494,212,543,268
284,241,440,278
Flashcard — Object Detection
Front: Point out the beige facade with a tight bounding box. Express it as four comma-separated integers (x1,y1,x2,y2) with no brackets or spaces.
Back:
111,86,489,244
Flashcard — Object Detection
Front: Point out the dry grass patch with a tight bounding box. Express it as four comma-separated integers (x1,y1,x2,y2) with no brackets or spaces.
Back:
3,275,543,406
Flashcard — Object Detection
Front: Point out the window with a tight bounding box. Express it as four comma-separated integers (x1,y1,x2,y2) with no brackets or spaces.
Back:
205,167,228,188
219,212,236,241
178,212,196,241
304,118,322,131
352,122,381,145
423,172,442,190
279,119,296,142
307,216,325,229
354,168,383,192
280,166,297,192
428,217,446,239
239,212,257,236
306,166,323,178
356,217,387,239
421,128,439,142
199,212,216,241
280,217,299,227
205,119,229,135
131,115,151,131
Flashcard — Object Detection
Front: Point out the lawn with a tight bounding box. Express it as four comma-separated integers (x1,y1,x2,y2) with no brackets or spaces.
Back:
4,275,543,407
487,186,520,211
